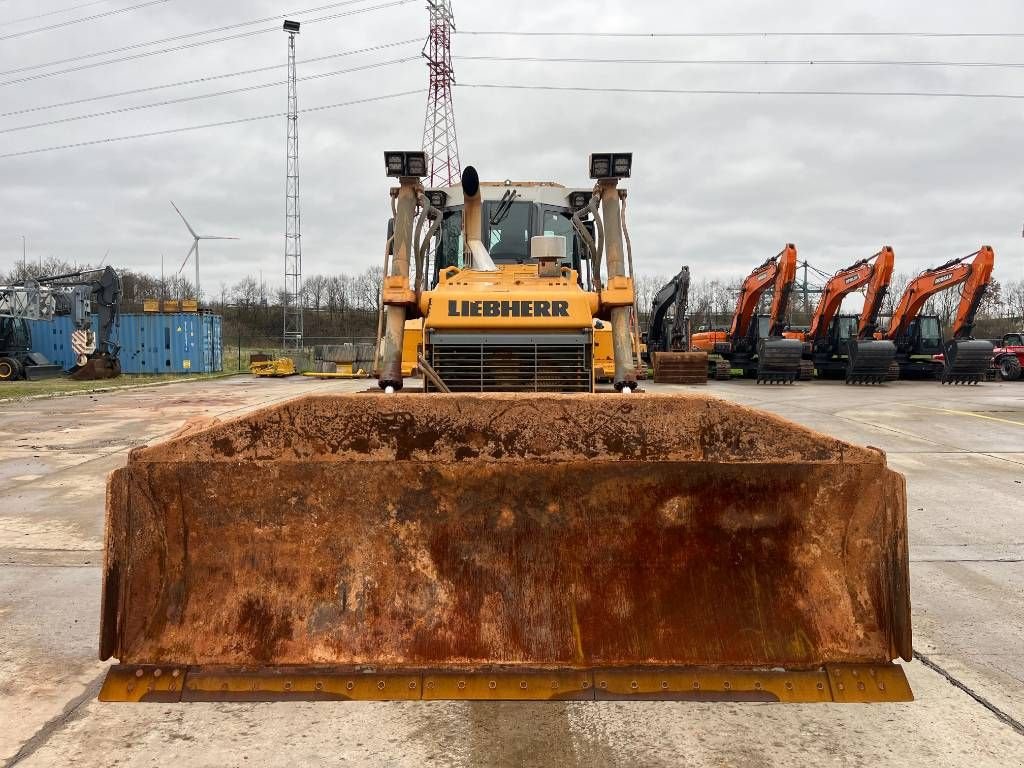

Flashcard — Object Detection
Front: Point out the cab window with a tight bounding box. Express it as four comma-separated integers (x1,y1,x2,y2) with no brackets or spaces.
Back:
484,201,532,263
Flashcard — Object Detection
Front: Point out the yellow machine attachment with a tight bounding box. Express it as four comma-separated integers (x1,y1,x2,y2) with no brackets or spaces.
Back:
250,358,296,377
99,152,912,703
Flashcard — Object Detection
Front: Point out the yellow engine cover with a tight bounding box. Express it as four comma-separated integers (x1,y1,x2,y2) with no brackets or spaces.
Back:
420,265,599,331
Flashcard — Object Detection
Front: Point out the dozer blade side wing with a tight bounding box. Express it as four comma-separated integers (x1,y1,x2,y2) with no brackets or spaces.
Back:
99,394,912,703
25,364,64,381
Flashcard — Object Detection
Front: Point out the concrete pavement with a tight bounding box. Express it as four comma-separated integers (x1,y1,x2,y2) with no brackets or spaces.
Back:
1,375,1022,767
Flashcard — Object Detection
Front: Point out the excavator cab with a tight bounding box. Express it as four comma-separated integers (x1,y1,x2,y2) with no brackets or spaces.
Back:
0,317,63,381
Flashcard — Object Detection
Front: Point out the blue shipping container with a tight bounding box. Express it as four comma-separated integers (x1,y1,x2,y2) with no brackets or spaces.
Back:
27,313,223,374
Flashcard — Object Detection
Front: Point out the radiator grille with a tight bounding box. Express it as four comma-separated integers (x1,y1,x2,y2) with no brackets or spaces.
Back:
427,332,593,393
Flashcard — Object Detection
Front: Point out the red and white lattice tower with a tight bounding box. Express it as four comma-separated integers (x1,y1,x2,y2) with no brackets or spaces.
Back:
421,1,460,187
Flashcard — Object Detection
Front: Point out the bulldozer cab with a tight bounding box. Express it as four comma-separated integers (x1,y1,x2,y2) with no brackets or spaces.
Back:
428,191,590,289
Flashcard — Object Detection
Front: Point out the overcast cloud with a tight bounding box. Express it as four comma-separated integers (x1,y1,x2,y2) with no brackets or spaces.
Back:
0,0,1022,296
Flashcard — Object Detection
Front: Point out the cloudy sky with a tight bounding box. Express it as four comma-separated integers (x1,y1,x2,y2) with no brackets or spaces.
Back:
1,0,1022,296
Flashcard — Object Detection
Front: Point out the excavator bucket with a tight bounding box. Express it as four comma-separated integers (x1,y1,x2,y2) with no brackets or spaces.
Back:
846,339,898,385
939,339,993,385
98,393,912,703
756,338,803,383
70,356,121,381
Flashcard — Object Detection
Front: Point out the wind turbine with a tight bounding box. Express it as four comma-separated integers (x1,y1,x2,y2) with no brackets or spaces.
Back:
171,201,238,303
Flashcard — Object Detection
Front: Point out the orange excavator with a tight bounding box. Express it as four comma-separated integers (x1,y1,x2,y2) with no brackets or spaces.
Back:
883,246,995,384
691,245,804,383
792,247,897,384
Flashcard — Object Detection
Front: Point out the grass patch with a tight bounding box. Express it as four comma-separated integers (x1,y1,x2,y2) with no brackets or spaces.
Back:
0,371,240,401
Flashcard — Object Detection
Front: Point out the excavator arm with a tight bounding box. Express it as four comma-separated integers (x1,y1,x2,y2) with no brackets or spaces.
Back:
646,266,690,355
858,247,895,339
766,244,798,337
885,248,992,342
950,246,995,340
807,248,893,342
728,245,797,341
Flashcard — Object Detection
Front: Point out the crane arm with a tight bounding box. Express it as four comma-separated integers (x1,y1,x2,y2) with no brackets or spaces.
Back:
728,246,796,340
885,247,993,341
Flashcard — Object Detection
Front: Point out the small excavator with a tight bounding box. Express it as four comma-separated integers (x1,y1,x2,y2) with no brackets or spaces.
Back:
883,246,995,384
789,247,897,384
98,153,912,704
643,266,723,383
691,245,805,383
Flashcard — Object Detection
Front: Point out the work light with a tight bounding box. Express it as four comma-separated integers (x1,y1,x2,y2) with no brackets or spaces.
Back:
589,152,632,180
283,19,300,33
384,151,428,178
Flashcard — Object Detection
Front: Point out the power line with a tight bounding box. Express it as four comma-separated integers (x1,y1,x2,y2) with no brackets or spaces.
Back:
0,0,415,88
0,0,398,78
0,90,422,159
0,56,417,134
0,0,170,42
457,82,1024,101
455,54,1024,70
458,30,1024,39
0,39,420,118
4,0,112,25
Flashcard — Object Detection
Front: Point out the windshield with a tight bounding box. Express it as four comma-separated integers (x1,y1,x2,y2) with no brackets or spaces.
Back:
835,316,858,340
918,316,941,342
484,201,532,263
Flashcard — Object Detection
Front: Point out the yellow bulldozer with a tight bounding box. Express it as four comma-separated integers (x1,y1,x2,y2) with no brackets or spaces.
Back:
98,152,912,703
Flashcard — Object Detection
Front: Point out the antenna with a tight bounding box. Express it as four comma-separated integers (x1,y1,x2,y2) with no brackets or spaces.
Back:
422,0,460,186
171,200,238,303
283,19,303,349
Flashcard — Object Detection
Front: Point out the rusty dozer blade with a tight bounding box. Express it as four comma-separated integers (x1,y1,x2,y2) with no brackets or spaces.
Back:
99,393,912,703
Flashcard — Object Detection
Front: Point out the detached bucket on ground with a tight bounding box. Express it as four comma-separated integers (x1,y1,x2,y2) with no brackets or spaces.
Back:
99,393,912,703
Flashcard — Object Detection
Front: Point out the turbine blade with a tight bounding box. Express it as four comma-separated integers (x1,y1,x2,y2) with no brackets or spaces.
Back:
170,200,198,239
177,241,197,275
200,236,240,241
